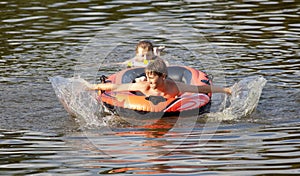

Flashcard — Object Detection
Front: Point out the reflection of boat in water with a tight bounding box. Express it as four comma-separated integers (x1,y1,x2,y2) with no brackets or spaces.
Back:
97,66,212,118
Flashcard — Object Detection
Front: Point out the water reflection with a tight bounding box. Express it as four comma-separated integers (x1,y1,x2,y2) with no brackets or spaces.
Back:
63,121,300,174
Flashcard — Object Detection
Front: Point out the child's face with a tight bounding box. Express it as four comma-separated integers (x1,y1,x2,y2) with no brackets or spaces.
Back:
145,70,165,89
136,47,154,61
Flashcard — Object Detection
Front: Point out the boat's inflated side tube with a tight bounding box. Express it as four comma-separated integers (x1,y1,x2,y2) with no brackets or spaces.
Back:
98,66,212,117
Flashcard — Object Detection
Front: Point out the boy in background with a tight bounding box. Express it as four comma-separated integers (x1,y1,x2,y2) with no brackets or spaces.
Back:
124,40,166,68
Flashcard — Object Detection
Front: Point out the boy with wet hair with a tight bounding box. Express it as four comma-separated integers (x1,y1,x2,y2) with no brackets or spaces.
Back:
145,57,168,78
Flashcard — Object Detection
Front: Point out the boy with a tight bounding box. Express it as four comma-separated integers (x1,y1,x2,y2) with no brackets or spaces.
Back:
124,40,166,68
89,59,232,98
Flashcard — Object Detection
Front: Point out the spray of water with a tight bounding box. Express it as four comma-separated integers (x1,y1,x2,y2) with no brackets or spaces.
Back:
206,76,267,121
49,76,105,128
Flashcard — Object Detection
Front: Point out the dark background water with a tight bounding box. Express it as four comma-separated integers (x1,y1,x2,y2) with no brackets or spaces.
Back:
0,0,299,175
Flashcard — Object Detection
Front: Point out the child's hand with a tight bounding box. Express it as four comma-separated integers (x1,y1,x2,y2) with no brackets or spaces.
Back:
225,87,232,95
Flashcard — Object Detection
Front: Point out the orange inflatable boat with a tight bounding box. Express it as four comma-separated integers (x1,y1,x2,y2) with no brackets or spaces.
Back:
97,66,212,117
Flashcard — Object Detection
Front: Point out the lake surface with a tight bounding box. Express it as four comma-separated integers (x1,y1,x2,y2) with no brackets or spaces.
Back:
1,0,299,175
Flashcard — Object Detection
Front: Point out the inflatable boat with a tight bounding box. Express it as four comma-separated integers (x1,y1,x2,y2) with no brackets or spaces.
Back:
97,66,212,118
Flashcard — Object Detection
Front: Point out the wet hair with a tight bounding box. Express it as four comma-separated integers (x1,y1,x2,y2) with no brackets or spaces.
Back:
135,40,154,54
145,59,168,77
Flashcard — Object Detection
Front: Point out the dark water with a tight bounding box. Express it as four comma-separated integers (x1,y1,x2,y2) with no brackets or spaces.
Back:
1,0,299,175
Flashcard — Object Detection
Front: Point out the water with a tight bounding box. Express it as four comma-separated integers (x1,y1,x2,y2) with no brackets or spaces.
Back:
1,0,300,175
207,76,267,121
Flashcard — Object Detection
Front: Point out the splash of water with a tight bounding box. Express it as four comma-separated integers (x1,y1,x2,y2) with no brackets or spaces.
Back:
49,76,105,127
206,76,267,121
50,75,267,124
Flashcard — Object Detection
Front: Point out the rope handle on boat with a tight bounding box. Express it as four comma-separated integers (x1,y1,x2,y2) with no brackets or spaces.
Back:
100,75,108,83
99,75,108,93
200,74,213,85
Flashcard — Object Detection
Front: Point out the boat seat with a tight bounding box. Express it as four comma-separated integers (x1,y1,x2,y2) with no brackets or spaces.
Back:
167,66,192,84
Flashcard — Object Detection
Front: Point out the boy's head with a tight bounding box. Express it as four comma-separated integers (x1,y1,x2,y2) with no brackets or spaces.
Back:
135,40,154,61
145,59,168,78
135,40,153,53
